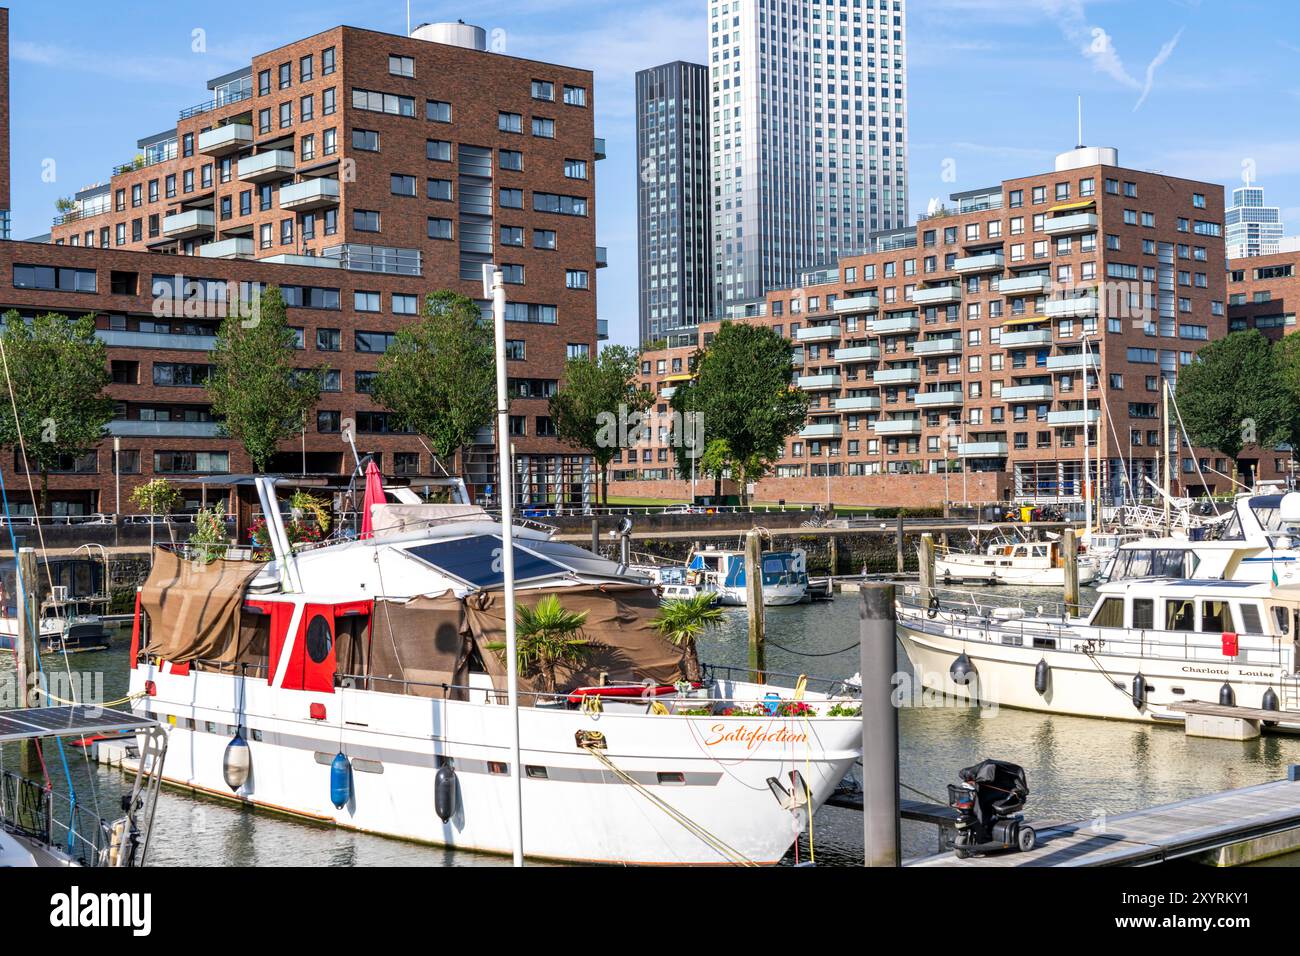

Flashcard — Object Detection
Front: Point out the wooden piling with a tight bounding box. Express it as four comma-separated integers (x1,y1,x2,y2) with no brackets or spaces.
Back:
918,532,935,597
828,534,838,577
895,514,905,574
745,528,766,683
1062,527,1080,616
590,517,599,555
15,547,41,772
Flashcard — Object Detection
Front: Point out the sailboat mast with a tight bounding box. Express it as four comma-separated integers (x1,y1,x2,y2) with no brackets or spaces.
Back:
1162,378,1172,528
1083,336,1092,535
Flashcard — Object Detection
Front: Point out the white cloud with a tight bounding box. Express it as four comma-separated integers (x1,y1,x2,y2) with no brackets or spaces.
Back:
1133,28,1184,111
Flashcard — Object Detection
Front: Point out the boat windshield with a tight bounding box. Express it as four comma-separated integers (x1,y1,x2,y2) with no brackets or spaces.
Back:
1250,495,1286,534
1109,547,1197,580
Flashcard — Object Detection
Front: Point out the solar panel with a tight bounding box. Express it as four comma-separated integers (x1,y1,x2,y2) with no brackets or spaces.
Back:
404,535,568,590
0,705,156,744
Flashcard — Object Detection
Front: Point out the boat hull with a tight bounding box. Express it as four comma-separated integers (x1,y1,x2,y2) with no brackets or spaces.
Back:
935,554,1098,587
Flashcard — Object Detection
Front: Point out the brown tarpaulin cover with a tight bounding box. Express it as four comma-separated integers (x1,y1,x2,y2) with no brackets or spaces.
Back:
140,548,266,663
463,583,685,695
369,592,471,699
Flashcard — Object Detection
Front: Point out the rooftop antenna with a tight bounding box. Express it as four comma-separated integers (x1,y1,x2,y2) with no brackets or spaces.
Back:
406,0,411,36
1076,95,1084,148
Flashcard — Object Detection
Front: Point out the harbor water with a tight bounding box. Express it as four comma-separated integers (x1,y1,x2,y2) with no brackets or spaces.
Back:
6,585,1300,866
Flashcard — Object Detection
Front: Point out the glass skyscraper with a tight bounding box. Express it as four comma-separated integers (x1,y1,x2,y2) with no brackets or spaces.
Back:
1225,184,1284,258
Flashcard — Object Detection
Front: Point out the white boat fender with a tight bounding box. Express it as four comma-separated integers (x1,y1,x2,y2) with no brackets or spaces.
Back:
330,752,352,809
223,732,251,791
435,759,457,823
1131,674,1146,711
950,653,977,686
1219,682,1235,707
1034,658,1049,696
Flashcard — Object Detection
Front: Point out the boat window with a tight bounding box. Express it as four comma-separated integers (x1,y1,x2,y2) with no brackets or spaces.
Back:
1200,600,1231,633
1165,599,1195,632
1239,603,1263,634
1032,545,1047,557
1250,496,1285,533
1131,598,1154,630
1091,597,1125,628
1217,510,1245,541
1274,606,1290,635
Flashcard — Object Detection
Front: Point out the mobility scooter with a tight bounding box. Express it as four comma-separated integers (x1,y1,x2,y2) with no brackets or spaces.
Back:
947,759,1035,859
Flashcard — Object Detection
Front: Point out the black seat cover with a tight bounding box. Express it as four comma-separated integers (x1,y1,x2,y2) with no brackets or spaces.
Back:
958,759,1029,836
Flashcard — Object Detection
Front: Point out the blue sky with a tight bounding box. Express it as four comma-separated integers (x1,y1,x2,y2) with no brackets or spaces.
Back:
6,0,1300,348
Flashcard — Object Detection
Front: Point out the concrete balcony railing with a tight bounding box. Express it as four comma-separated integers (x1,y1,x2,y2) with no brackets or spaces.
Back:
914,336,962,356
835,394,881,412
870,314,920,335
874,418,922,435
1001,328,1053,348
796,373,842,391
280,177,340,211
872,366,921,385
96,330,217,351
834,344,880,362
237,149,296,182
796,323,841,343
162,209,215,239
998,274,1051,296
198,237,255,260
198,124,253,156
1043,212,1098,235
952,252,1005,273
800,422,843,439
1045,352,1100,372
833,294,879,314
958,441,1009,457
1047,408,1101,427
1044,296,1099,318
660,387,677,399
911,284,961,306
1001,383,1054,401
915,389,964,408
107,420,222,438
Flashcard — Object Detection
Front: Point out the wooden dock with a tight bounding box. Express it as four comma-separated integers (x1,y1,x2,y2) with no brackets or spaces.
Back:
905,776,1300,867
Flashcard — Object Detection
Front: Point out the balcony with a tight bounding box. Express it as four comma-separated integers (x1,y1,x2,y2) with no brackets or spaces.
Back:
107,420,222,438
914,336,961,356
280,177,340,211
797,373,842,391
911,284,961,306
870,314,920,335
1045,352,1100,372
660,387,677,399
958,441,1009,458
596,246,608,268
1043,212,1098,235
1045,296,1099,318
237,149,296,183
873,367,921,385
597,318,609,341
833,294,879,314
796,323,841,343
1047,409,1101,427
800,422,843,440
96,330,216,351
834,344,880,362
953,252,1005,274
321,244,420,276
1001,328,1053,348
836,395,881,412
260,253,340,269
874,418,922,436
594,137,607,160
999,274,1050,296
915,390,964,408
162,209,215,239
1001,384,1054,401
198,124,253,156
198,237,254,260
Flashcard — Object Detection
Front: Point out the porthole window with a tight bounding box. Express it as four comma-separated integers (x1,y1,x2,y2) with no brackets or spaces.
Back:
306,614,333,664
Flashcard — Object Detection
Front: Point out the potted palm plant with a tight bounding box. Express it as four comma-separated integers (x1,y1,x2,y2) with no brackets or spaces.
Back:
652,593,723,683
490,595,592,695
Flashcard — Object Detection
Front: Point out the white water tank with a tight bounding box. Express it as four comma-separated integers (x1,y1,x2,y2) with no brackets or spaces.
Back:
410,20,487,51
1055,145,1120,172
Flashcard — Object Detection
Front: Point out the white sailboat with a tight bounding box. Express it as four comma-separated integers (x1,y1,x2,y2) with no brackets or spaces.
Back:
935,527,1099,587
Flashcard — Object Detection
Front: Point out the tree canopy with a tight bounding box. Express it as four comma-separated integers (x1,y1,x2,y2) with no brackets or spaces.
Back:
207,286,322,472
372,290,496,473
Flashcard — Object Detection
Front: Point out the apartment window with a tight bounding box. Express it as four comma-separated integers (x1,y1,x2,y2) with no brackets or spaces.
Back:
352,129,380,152
239,190,252,216
258,69,271,96
182,132,194,157
427,217,453,240
389,55,415,77
533,229,556,250
323,128,337,155
12,264,96,293
300,54,313,81
500,225,524,246
564,158,588,180
1055,182,1070,201
280,218,293,245
391,174,417,197
1008,189,1023,208
148,214,159,237
356,331,397,353
500,188,524,209
424,100,452,124
316,328,341,351
499,149,523,172
1193,192,1206,209
498,112,522,133
1080,177,1095,197
115,223,125,246
259,183,274,211
258,108,272,134
1124,181,1137,197
1031,185,1046,204
393,293,419,315
567,343,589,360
278,62,291,89
354,291,381,312
563,84,586,106
322,47,335,75
259,223,272,249
353,210,380,232
220,196,232,221
131,184,142,208
427,139,451,162
279,101,292,128
501,264,525,285
1105,178,1120,194
300,133,316,161
566,269,589,289
322,87,336,115
351,88,415,116
531,117,555,138
300,94,314,121
531,79,555,101
148,179,159,203
534,192,587,216
317,411,340,433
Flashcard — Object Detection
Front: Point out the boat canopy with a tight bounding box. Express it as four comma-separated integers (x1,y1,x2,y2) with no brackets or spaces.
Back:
140,548,266,663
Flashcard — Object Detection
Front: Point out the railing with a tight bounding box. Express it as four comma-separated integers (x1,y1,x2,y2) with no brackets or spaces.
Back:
179,86,252,120
0,769,117,867
321,244,421,276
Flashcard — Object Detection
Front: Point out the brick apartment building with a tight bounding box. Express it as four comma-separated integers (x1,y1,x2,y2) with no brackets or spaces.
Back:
623,145,1243,508
0,16,607,516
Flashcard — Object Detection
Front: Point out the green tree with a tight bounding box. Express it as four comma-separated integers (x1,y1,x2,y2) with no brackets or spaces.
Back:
652,592,724,683
550,344,651,505
1176,330,1296,482
0,311,114,513
1268,331,1300,457
207,286,322,472
670,322,808,504
372,291,495,475
489,594,592,694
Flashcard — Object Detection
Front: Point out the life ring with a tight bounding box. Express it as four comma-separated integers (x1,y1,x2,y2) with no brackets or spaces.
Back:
927,596,940,619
